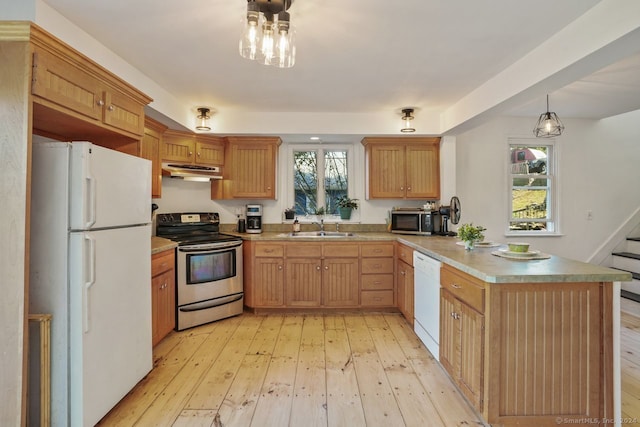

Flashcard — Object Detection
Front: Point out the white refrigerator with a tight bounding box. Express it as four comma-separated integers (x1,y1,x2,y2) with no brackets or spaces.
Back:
29,139,153,427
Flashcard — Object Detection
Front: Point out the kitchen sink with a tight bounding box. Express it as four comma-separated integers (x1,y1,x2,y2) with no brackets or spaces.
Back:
280,231,357,238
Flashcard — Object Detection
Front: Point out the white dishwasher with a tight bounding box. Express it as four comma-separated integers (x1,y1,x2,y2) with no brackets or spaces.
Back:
413,251,442,361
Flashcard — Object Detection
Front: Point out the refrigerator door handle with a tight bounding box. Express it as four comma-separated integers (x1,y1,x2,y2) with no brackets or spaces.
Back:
83,234,96,333
85,175,97,228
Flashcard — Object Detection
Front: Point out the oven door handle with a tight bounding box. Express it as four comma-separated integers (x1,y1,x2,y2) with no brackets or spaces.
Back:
178,293,243,312
178,241,243,252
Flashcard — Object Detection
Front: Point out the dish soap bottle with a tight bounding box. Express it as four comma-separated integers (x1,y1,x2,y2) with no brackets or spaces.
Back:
293,218,300,233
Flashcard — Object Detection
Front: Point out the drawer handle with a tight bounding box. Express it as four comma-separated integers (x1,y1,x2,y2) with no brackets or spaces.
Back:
373,263,381,268
161,262,167,268
373,281,381,285
107,105,114,112
400,271,406,276
97,99,104,106
265,249,274,253
316,266,321,271
373,249,382,253
451,283,462,289
278,265,283,270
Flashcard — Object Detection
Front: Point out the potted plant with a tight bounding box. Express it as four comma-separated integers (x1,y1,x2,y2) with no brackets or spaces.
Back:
336,196,359,220
457,223,486,250
284,206,295,220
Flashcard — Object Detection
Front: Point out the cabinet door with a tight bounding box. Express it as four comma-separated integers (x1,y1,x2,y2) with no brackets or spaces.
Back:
142,121,164,198
195,139,224,166
162,133,195,163
323,258,359,307
368,145,406,198
439,289,460,377
152,270,175,346
253,258,285,307
32,47,103,121
396,258,414,324
285,258,322,307
228,141,277,199
103,89,145,136
458,302,484,409
406,144,440,199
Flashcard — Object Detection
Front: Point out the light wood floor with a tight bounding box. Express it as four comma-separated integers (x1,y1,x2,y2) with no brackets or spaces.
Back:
98,312,486,426
100,304,640,427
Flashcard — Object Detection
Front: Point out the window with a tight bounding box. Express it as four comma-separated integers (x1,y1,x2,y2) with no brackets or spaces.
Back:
507,139,556,234
291,146,351,217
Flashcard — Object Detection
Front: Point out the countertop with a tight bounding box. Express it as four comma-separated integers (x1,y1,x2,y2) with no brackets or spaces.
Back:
231,231,632,284
151,236,178,255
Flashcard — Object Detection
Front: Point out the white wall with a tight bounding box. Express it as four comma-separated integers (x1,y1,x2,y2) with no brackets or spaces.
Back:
454,110,640,261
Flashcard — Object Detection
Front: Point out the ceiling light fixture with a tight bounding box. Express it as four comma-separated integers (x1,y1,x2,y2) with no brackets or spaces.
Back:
533,95,564,138
401,108,416,133
239,0,296,68
196,107,212,131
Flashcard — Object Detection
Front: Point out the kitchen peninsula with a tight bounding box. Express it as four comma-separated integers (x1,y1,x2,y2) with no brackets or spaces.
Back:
239,231,631,427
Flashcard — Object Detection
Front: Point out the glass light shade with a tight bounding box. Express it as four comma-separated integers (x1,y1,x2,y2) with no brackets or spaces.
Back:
401,109,416,133
196,108,211,131
259,20,275,65
274,26,295,68
239,6,262,60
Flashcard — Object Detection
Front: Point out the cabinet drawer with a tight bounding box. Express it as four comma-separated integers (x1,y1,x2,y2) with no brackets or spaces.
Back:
322,243,359,258
361,258,394,274
441,266,485,313
286,243,322,258
361,244,394,258
255,243,284,257
152,250,174,276
361,274,394,290
397,243,414,266
361,290,394,307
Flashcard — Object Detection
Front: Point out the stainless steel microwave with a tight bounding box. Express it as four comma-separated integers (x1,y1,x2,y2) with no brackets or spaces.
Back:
390,210,439,235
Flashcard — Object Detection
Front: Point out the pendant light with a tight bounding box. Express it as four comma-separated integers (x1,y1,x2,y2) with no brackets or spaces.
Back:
239,0,296,68
533,95,564,138
196,107,212,131
401,108,416,133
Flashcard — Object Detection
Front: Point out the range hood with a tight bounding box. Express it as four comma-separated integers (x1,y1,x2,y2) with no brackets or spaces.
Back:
161,163,223,182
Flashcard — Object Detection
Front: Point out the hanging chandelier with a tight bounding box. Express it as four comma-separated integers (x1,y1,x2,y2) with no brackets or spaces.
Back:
239,0,296,68
533,94,564,138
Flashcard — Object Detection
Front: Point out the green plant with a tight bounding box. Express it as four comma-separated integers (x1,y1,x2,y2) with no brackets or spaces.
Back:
335,195,359,210
457,223,486,242
314,206,326,216
284,206,295,214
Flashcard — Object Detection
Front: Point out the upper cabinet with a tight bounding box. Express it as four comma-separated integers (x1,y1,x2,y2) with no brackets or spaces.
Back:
162,130,224,167
361,137,441,200
142,118,167,199
30,25,152,142
211,136,281,200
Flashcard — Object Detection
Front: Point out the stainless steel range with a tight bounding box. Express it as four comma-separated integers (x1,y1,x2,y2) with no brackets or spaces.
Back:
156,212,243,330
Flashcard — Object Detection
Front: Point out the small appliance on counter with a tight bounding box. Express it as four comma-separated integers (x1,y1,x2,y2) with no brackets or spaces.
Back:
246,204,262,234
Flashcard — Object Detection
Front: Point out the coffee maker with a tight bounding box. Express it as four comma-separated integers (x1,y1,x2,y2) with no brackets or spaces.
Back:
245,204,262,234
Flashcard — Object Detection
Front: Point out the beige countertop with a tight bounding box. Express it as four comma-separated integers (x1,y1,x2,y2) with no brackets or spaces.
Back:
229,231,632,284
151,236,178,255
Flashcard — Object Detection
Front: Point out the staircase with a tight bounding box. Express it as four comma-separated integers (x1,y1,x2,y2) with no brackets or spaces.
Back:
613,237,640,302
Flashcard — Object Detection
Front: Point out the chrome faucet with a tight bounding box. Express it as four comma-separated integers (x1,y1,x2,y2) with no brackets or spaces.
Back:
313,218,325,232
336,222,340,232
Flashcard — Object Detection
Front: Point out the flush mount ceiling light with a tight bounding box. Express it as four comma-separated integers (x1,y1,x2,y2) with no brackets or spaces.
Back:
196,107,212,131
533,95,564,138
239,0,296,68
400,108,416,133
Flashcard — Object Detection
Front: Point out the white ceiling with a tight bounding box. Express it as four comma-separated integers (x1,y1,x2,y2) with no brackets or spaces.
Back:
40,0,640,134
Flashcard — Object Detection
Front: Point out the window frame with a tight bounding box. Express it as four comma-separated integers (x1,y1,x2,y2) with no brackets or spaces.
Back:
505,138,560,236
286,144,356,223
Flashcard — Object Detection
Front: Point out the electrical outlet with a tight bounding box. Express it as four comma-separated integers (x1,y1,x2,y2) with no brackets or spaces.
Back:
587,210,593,220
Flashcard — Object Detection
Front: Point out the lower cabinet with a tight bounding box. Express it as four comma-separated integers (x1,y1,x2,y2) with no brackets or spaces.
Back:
395,243,414,324
439,288,484,409
151,249,175,346
244,241,392,309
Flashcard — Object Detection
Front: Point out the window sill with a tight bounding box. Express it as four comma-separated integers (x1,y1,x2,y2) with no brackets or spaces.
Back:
504,231,564,237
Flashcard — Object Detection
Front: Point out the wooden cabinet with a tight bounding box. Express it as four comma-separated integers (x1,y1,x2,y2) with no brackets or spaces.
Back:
212,136,281,199
360,243,395,307
285,243,322,306
361,137,440,199
141,117,167,198
162,129,224,166
395,243,414,324
440,265,485,409
31,39,150,140
151,249,175,346
244,243,285,307
322,244,360,307
245,241,389,309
